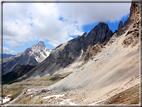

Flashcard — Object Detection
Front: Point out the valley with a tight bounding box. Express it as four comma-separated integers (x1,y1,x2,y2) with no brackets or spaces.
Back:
1,1,141,106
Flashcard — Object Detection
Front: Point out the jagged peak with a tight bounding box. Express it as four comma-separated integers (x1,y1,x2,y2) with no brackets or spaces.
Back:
124,0,139,26
94,22,109,30
38,41,44,45
118,21,124,31
31,41,46,49
37,41,45,47
99,22,105,24
82,32,87,37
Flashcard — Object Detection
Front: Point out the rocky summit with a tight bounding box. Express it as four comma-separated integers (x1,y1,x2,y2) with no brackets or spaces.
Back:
3,41,51,75
29,41,51,63
124,0,139,26
118,21,124,31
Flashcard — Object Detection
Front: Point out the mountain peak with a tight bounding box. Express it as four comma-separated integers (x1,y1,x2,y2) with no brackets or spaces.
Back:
38,41,44,45
36,41,45,48
129,1,139,22
99,22,105,24
31,41,46,50
3,41,51,75
94,22,109,30
124,1,139,26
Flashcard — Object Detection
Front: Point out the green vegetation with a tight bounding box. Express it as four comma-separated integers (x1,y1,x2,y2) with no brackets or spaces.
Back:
2,65,36,85
21,72,72,86
3,86,24,104
49,73,71,81
2,72,20,84
104,84,139,104
3,72,72,104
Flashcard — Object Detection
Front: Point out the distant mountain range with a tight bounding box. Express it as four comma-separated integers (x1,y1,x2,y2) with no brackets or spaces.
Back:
3,41,51,75
2,54,16,59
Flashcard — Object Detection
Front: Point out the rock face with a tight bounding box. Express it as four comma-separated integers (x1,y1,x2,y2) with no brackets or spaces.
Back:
83,42,104,63
118,21,123,31
3,41,51,75
29,41,51,63
122,21,139,48
48,22,113,68
116,1,140,37
83,22,113,49
129,1,139,22
124,1,139,26
19,22,113,78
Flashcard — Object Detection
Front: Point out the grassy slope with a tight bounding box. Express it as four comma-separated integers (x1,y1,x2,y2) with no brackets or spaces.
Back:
2,72,71,104
104,84,139,104
2,65,36,84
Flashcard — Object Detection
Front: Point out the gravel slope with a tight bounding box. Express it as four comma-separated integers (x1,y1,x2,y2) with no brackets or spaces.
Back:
40,22,140,104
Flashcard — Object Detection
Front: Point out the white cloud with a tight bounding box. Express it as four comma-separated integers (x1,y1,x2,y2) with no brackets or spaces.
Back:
3,47,17,54
57,3,131,24
3,2,131,48
5,40,24,47
48,40,61,47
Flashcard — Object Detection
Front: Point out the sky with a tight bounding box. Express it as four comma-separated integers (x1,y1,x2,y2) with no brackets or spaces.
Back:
2,2,131,55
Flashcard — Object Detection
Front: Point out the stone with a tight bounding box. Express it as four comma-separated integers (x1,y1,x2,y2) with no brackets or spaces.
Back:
118,21,123,31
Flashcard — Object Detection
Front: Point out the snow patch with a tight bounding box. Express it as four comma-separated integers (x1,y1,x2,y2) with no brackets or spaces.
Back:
43,94,64,99
41,52,46,58
89,99,106,105
30,95,33,98
59,99,77,105
0,94,12,104
35,56,40,62
45,49,51,55
27,88,35,92
79,49,83,59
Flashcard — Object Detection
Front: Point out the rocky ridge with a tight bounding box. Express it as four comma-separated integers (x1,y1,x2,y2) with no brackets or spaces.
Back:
3,41,50,75
2,54,16,59
83,42,104,63
124,0,139,26
122,21,139,48
118,21,124,31
18,22,113,79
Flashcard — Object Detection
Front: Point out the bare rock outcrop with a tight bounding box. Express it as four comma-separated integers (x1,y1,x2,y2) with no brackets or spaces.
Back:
122,21,139,48
115,1,139,38
83,42,104,62
118,21,124,31
106,33,117,46
129,1,139,22
124,1,139,26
